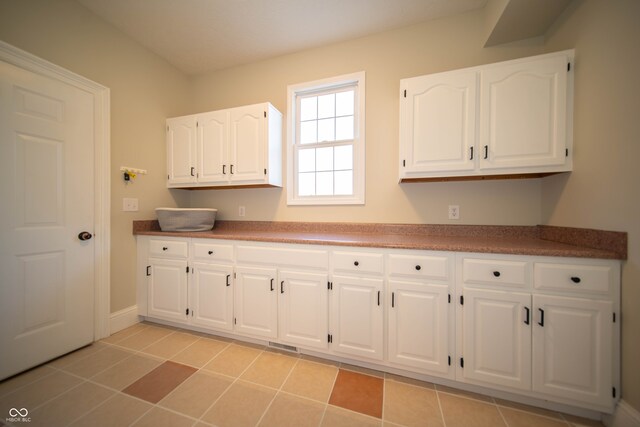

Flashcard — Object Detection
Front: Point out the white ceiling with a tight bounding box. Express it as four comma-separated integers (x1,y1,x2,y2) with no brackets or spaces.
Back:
76,0,488,75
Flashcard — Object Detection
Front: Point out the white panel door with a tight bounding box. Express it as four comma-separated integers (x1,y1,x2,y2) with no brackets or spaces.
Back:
279,270,329,350
400,70,476,174
0,60,95,380
389,280,451,375
197,110,228,184
191,262,234,331
167,115,197,186
331,275,384,361
462,288,532,390
229,104,266,183
479,54,568,170
533,295,613,406
147,258,188,323
234,265,277,339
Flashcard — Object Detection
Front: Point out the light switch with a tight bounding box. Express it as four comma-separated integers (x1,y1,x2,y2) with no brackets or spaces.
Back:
123,198,139,212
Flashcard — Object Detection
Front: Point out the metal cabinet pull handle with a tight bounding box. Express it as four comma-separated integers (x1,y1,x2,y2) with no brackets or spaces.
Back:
377,291,380,306
354,261,359,267
281,281,284,294
226,274,231,287
270,278,274,291
190,167,195,176
391,292,395,308
470,146,474,160
222,164,226,174
230,164,234,174
208,250,214,255
493,271,501,277
538,308,545,327
524,307,530,325
484,145,488,159
415,265,421,271
162,247,168,251
571,276,581,284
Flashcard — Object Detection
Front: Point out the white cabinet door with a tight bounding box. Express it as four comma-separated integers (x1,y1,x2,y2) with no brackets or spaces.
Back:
400,70,476,175
532,295,613,406
229,104,266,184
147,258,188,323
197,110,228,185
388,280,451,375
279,270,329,350
191,262,234,331
331,275,384,361
462,288,531,390
234,265,277,339
479,54,568,170
167,116,197,186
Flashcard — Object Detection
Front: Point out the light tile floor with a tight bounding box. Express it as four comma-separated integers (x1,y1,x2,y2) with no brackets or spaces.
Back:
0,322,605,427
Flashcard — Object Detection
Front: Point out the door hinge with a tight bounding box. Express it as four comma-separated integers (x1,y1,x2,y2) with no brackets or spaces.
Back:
448,293,451,303
403,89,407,98
460,357,464,368
167,174,170,180
567,62,571,72
264,111,267,118
460,295,464,305
448,355,451,366
566,148,569,157
327,281,333,290
613,312,616,323
196,121,199,127
146,266,151,276
264,168,267,175
185,308,189,316
186,266,190,273
402,160,406,167
234,272,237,279
613,387,616,398
328,334,333,343
234,317,237,325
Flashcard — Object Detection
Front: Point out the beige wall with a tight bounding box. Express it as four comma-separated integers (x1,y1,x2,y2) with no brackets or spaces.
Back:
0,0,192,313
541,0,640,413
188,9,547,225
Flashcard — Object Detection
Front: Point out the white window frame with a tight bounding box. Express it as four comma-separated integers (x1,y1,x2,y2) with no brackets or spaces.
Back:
287,71,365,205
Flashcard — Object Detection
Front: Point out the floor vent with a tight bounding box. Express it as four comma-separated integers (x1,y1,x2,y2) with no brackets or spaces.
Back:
268,342,298,353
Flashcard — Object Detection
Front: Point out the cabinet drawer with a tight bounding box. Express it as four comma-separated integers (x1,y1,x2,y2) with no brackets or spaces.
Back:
149,239,188,259
193,241,234,263
388,253,450,280
534,263,613,295
332,251,383,275
236,244,328,269
463,258,529,288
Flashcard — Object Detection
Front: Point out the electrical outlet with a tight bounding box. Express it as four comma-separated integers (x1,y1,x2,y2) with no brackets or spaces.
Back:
448,205,460,220
123,198,139,212
239,206,246,217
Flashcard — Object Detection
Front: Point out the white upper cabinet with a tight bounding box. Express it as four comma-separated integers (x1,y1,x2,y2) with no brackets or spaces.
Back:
399,50,573,181
167,102,282,188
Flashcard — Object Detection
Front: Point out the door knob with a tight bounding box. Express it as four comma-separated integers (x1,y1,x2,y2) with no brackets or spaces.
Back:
78,231,93,241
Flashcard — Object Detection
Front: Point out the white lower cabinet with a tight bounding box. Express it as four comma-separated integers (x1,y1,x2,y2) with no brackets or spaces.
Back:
388,280,452,376
147,258,189,323
331,275,384,361
137,236,620,414
234,265,278,339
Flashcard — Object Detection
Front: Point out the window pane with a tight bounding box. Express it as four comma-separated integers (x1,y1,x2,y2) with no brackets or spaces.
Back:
300,121,317,144
335,116,354,141
316,171,333,195
316,147,333,172
298,148,315,173
334,144,353,171
298,172,315,196
317,94,335,119
300,96,317,121
317,118,335,142
336,90,354,116
334,170,353,195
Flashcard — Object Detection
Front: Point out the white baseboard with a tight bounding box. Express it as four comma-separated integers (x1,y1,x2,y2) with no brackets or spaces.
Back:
109,305,140,335
604,400,640,427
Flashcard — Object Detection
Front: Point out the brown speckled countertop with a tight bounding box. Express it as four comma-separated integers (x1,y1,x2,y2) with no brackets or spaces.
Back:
133,220,627,260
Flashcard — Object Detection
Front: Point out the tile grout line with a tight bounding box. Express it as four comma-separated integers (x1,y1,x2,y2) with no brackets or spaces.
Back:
435,389,449,427
317,359,341,427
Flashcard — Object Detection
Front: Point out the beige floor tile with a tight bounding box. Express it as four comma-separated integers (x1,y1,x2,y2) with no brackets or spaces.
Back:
70,392,153,427
259,393,325,427
47,342,107,368
500,407,570,427
61,346,133,379
436,384,495,403
282,360,338,402
141,332,200,359
0,365,56,398
240,351,297,388
383,380,443,427
170,337,229,368
561,413,604,427
100,323,149,344
495,398,565,420
384,373,435,389
202,343,263,378
0,370,83,414
322,405,382,426
116,325,174,351
439,393,506,427
132,406,196,427
202,380,276,427
28,381,115,427
91,353,163,390
159,371,233,418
